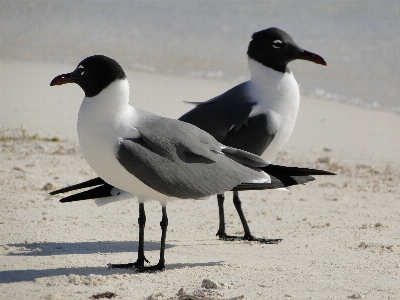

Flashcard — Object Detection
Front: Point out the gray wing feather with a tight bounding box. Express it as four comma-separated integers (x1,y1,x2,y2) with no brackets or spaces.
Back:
222,146,269,167
179,82,255,141
179,82,277,155
221,113,276,156
116,111,267,199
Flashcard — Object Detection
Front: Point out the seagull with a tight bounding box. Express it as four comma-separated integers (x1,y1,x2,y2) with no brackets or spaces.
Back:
51,27,327,244
50,54,334,271
180,27,326,242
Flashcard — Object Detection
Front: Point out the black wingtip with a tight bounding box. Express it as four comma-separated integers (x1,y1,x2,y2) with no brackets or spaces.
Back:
233,174,317,191
233,163,335,192
59,184,114,203
263,164,336,176
50,177,106,195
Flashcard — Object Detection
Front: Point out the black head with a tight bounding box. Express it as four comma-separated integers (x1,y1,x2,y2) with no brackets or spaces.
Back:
247,27,327,72
50,55,127,97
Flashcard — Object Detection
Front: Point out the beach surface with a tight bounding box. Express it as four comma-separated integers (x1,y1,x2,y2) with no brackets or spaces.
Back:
1,60,400,299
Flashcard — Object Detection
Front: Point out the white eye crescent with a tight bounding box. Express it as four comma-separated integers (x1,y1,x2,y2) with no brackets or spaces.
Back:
272,39,283,49
78,65,85,75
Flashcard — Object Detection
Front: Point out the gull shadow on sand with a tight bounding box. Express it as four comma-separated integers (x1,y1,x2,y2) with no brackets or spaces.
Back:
5,240,173,256
0,261,224,284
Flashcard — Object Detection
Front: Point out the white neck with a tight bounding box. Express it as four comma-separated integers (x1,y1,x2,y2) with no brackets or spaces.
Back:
248,57,290,79
247,58,299,113
86,79,130,112
78,79,133,133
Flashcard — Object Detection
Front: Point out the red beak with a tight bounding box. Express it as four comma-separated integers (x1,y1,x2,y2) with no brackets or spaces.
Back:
50,73,76,86
292,49,327,66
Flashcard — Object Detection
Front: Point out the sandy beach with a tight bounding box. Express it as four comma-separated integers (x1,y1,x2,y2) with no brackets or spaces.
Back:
0,59,399,299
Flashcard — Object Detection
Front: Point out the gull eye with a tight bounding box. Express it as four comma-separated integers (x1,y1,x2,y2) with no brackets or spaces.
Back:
78,65,85,75
272,39,283,49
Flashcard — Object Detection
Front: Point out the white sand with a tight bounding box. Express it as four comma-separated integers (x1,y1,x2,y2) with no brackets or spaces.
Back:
1,60,399,299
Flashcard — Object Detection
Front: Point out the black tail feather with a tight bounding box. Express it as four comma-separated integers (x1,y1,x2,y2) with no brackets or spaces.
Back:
50,177,106,195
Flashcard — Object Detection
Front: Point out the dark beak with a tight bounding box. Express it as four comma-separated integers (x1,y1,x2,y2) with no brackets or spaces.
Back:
50,72,77,86
291,49,327,66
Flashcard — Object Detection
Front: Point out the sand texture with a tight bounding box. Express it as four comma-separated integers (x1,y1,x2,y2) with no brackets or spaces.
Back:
1,60,400,299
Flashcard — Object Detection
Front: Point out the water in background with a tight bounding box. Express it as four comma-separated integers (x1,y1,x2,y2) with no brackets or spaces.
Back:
1,0,399,112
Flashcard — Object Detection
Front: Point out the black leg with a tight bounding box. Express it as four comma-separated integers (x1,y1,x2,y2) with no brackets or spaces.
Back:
232,191,252,238
158,206,168,268
216,192,282,244
135,205,167,272
108,202,150,269
136,202,150,266
216,191,252,241
216,194,227,238
233,191,282,244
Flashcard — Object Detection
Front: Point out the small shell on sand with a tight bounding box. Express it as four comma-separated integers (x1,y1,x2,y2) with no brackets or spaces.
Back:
43,182,57,191
177,287,187,295
201,279,221,289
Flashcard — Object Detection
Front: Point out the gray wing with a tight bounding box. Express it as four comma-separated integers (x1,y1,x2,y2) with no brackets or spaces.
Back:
116,112,268,199
179,82,276,156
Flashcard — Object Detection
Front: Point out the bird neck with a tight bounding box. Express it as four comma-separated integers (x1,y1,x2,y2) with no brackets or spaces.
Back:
247,58,300,114
78,79,132,133
248,58,291,82
83,79,130,113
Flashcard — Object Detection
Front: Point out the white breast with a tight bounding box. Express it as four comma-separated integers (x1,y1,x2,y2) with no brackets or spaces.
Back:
246,59,300,160
77,79,177,204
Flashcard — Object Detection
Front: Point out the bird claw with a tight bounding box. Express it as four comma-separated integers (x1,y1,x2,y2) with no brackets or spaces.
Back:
133,262,165,273
244,235,283,244
107,256,151,269
217,232,282,244
108,263,135,269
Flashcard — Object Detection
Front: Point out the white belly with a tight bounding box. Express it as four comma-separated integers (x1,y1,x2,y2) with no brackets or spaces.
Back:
260,108,297,160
